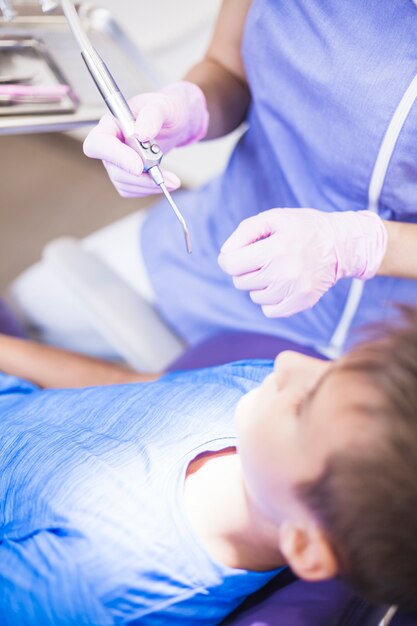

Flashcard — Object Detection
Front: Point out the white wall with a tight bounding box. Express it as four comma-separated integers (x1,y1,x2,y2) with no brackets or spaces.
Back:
95,0,222,81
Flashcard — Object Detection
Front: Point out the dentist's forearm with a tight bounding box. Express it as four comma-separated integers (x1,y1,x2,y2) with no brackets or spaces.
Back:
184,0,251,139
185,59,250,139
378,221,417,279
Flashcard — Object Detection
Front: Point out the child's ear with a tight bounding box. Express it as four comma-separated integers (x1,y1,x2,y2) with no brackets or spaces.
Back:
278,521,339,581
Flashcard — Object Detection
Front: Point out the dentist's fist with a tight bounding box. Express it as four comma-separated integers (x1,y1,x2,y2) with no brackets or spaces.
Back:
218,208,387,318
83,81,209,198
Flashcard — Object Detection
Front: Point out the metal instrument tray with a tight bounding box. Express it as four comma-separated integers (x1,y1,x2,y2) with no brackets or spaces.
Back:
0,36,78,116
0,3,161,134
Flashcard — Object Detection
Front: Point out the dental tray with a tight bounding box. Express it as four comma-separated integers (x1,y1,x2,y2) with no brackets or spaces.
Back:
0,36,78,116
0,3,161,134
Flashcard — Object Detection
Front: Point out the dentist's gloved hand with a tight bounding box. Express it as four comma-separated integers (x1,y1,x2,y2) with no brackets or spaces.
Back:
218,208,387,318
83,81,209,198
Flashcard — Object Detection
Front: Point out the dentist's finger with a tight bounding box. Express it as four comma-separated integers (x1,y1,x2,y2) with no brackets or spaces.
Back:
220,212,279,254
135,96,177,141
84,124,144,176
103,162,181,189
218,236,275,276
232,268,270,291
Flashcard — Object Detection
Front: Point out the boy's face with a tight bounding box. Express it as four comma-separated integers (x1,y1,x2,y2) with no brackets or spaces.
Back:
235,353,375,525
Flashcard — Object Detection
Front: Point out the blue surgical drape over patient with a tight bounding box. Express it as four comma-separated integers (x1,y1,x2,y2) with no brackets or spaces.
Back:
0,362,280,625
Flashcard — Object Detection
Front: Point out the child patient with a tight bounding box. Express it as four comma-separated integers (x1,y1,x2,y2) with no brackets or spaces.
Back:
0,307,416,625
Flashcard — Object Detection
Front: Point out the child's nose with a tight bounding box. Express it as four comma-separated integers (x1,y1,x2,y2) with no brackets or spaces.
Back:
273,351,309,390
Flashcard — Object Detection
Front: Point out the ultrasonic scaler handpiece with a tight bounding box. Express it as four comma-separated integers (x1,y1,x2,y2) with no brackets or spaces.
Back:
59,0,192,254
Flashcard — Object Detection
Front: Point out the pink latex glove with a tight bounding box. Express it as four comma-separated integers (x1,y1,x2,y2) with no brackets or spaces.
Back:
218,208,387,318
83,81,209,198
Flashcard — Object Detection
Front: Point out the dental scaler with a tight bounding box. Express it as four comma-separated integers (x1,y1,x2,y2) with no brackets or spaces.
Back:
60,0,192,253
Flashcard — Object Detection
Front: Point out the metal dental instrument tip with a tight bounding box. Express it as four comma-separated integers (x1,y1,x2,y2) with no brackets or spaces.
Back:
147,164,192,253
160,182,192,254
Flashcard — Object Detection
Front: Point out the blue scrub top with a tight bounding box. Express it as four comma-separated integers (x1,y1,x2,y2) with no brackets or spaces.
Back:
142,0,417,356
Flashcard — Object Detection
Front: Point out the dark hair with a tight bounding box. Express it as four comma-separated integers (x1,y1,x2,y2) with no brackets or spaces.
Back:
296,306,417,610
